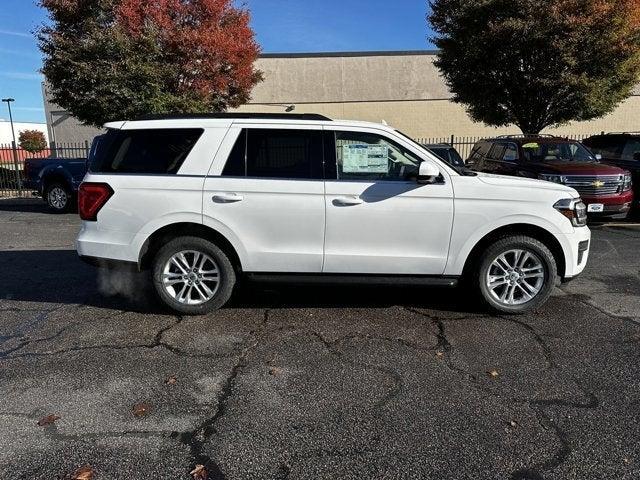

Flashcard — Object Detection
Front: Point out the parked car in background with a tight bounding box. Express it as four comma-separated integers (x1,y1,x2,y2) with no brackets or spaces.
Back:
77,113,590,316
582,132,640,211
23,156,88,212
469,135,633,219
422,143,465,168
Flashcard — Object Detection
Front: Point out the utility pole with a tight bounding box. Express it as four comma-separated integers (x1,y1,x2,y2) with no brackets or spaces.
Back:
1,98,21,190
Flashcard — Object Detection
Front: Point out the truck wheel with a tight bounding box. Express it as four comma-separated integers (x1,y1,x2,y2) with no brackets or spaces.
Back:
45,182,72,213
475,235,557,314
151,236,236,315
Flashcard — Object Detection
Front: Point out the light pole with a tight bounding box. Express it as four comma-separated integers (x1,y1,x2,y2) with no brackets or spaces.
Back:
2,98,16,145
2,98,22,190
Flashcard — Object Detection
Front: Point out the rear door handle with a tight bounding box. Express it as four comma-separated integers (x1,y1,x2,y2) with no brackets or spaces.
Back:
334,196,364,206
212,193,244,203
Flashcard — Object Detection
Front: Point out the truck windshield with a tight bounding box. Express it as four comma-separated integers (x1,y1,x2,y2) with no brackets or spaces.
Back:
522,141,597,163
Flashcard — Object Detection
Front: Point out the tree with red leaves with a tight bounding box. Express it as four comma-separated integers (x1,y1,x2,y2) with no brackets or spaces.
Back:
429,0,640,134
39,0,263,127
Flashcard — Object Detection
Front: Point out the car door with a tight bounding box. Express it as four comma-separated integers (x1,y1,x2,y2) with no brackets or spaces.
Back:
203,125,326,273
322,126,454,275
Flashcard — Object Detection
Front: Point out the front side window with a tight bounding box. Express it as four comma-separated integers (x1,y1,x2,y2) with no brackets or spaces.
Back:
222,128,323,179
330,131,421,181
488,143,506,160
90,128,203,174
503,144,518,161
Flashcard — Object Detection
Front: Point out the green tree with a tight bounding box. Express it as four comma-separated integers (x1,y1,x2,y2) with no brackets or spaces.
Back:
18,130,47,153
429,0,640,134
38,0,263,128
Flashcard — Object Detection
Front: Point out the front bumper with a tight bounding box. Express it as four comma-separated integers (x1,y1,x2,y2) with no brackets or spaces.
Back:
581,191,633,217
558,226,591,280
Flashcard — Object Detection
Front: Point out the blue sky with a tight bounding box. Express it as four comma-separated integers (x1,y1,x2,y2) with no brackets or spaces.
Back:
0,0,434,123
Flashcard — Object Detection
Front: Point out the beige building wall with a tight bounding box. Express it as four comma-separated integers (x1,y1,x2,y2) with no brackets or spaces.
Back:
239,51,640,139
44,50,640,143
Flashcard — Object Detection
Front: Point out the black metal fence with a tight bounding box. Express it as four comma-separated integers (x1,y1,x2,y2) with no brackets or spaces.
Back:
0,132,603,198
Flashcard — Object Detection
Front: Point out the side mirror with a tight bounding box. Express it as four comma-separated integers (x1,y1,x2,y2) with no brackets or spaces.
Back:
417,161,440,184
595,154,602,161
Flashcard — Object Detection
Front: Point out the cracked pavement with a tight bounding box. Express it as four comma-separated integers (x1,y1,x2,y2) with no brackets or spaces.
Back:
0,199,639,479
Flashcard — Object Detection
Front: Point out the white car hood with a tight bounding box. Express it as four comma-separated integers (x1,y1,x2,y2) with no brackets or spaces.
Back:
474,172,579,197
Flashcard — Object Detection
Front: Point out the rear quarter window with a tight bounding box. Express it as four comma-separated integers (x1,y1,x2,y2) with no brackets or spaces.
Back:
90,128,203,174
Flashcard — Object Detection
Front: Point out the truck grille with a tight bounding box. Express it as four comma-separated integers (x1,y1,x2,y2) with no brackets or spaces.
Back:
564,175,623,196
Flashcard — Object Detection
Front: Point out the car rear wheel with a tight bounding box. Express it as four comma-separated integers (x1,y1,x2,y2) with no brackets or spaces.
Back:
475,235,557,314
45,182,72,213
151,236,236,315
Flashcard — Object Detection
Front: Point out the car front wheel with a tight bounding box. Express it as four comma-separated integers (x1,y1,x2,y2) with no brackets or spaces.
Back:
476,235,557,314
152,236,236,315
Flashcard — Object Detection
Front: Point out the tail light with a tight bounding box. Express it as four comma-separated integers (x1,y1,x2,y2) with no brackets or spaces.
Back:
78,182,113,221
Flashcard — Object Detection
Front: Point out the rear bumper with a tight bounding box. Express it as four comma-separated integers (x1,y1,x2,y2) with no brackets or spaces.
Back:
76,222,140,264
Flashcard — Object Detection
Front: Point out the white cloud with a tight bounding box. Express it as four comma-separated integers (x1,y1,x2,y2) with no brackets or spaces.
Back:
0,29,31,38
2,72,43,81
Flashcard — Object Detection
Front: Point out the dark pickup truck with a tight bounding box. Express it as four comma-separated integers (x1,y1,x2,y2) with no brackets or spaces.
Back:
23,157,88,212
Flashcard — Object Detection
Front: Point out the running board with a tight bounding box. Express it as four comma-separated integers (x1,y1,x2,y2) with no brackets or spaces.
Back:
245,273,459,287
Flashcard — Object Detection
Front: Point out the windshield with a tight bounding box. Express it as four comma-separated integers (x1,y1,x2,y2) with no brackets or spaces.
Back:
521,141,597,163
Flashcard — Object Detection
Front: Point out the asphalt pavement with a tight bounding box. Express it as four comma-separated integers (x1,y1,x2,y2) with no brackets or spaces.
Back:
0,198,639,480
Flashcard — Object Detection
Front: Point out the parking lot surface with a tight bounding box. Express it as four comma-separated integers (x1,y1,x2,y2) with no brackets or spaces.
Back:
0,199,639,480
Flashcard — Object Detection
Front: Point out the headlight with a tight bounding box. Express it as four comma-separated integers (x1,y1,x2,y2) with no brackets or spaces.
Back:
539,174,565,184
554,198,587,227
623,173,632,192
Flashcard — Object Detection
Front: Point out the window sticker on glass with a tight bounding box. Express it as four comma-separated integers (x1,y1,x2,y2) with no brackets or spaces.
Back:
342,144,388,173
522,142,540,149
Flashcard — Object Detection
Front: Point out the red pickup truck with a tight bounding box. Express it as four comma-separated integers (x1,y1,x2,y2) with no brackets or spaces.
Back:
468,135,633,219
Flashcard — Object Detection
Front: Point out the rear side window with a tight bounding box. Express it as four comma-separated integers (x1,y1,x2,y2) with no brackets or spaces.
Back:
222,129,323,179
90,129,203,174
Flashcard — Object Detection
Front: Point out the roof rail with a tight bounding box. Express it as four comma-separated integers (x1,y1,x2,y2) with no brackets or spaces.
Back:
134,113,333,121
496,133,558,139
606,131,640,135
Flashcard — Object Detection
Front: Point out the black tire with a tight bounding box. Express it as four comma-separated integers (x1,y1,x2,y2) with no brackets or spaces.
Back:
44,182,72,213
474,235,557,314
151,236,236,315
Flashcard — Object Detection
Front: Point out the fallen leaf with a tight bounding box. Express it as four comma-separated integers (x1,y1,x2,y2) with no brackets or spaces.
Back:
70,465,94,480
37,414,60,426
190,464,208,480
435,351,445,358
165,376,177,385
488,369,500,378
269,367,282,376
624,457,631,465
132,402,151,417
509,420,518,427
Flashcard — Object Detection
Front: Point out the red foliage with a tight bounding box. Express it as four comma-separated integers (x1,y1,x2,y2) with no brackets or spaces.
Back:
116,0,261,102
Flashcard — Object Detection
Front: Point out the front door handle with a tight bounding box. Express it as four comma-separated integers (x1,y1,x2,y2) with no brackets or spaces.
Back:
212,193,244,203
333,196,364,206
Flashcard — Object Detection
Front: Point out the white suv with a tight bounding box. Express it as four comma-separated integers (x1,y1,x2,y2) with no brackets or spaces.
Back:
76,113,590,315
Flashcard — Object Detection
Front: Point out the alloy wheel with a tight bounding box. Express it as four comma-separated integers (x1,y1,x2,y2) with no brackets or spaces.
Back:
162,250,220,305
486,249,546,306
